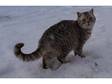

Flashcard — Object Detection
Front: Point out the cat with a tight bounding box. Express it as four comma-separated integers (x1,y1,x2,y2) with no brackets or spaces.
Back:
14,9,96,69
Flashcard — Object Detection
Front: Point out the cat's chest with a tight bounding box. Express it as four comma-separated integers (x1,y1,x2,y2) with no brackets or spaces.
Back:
82,30,91,40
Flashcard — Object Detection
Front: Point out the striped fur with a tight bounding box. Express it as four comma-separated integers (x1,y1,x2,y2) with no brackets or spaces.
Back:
14,43,42,61
14,9,96,69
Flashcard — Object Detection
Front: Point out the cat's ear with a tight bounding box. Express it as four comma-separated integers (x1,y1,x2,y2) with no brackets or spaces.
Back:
77,12,81,17
90,8,94,14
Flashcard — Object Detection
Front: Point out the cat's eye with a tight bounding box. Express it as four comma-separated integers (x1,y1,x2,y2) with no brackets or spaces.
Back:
89,17,95,21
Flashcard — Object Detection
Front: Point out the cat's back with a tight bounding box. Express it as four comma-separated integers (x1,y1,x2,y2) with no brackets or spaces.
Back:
39,20,78,45
50,20,75,30
41,20,76,37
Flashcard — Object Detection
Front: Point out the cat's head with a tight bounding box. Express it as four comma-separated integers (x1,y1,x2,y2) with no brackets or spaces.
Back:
77,9,96,30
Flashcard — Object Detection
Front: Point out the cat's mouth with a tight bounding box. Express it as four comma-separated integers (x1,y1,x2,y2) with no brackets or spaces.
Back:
88,22,91,25
81,24,94,30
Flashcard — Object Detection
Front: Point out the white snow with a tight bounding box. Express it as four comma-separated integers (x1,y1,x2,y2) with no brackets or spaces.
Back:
0,6,112,78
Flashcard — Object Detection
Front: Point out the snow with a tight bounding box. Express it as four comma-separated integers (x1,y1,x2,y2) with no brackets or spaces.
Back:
0,6,112,78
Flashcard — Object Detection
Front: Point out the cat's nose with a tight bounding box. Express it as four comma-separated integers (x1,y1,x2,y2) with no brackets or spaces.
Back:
88,22,90,25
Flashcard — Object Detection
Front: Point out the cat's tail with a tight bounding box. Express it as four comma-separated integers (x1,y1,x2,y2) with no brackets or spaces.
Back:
14,43,42,62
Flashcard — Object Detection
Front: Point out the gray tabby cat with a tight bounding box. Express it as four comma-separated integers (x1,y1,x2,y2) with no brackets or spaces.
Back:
14,9,96,69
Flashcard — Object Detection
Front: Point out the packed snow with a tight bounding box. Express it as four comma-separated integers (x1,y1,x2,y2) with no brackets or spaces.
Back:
0,6,112,78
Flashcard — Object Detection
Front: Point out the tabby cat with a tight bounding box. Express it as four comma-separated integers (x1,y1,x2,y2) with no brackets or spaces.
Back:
14,9,96,69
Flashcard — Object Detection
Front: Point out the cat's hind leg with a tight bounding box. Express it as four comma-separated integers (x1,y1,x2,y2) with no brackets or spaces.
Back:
57,52,70,63
43,56,48,69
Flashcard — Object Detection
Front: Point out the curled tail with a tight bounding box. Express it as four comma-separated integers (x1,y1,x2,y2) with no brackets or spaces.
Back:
14,43,42,62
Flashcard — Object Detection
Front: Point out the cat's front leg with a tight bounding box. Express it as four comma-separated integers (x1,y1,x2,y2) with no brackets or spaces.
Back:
74,43,85,58
75,39,87,58
75,48,85,58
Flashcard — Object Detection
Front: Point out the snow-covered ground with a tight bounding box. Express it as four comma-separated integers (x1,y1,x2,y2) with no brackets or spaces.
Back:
0,6,112,78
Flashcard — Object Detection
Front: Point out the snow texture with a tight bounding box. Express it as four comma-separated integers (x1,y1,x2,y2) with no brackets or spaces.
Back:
0,6,112,78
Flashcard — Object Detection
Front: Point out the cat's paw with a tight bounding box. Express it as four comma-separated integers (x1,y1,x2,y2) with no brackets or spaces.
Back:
75,51,85,58
42,64,48,69
79,54,86,58
75,52,78,56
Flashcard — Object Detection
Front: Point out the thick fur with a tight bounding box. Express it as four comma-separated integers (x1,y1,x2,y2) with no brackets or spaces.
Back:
14,43,42,61
14,9,96,69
